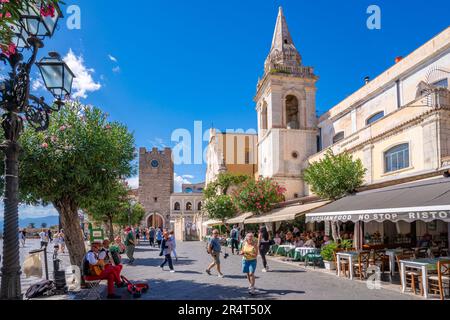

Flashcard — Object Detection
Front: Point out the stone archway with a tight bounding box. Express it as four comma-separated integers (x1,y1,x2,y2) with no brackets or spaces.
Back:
145,212,165,229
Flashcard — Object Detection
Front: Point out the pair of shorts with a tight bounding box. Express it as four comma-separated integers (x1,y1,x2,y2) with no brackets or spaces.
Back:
212,252,221,265
242,259,257,274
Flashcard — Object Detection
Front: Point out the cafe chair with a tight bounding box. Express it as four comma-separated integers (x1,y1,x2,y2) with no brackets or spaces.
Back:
428,260,450,300
354,251,371,280
396,254,423,296
440,249,449,257
333,249,349,277
371,250,389,274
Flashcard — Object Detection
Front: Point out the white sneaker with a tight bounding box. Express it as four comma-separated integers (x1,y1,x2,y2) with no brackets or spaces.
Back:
170,270,176,273
249,287,256,295
218,274,224,278
262,268,267,273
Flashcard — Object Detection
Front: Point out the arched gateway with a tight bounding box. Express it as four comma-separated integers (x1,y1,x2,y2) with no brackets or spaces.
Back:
145,212,165,229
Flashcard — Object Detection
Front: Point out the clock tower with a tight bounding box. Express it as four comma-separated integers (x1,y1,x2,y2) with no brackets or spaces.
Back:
138,147,174,228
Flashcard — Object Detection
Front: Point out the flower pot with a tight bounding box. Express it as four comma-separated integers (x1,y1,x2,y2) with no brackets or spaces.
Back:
324,260,336,271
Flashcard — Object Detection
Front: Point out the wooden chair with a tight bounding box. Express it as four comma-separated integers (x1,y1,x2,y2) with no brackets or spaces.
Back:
396,254,423,296
403,249,415,256
371,250,389,274
333,249,349,277
354,251,371,280
428,260,450,300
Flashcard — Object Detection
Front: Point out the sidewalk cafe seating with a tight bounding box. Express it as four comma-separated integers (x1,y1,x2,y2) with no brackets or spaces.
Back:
371,250,389,274
333,249,349,277
396,254,423,296
304,249,323,269
354,251,371,280
428,260,450,300
416,248,430,259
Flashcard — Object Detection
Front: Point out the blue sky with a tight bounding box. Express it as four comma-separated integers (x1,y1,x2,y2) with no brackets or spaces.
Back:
2,0,449,218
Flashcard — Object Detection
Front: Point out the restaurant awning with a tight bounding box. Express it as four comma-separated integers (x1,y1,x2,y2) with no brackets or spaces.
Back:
306,177,450,223
226,212,254,224
244,201,330,224
202,219,223,227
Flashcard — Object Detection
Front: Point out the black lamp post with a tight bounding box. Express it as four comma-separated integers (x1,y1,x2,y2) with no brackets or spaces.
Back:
0,2,72,300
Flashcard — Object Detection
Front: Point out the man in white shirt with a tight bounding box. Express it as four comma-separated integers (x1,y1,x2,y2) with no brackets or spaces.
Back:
39,229,48,248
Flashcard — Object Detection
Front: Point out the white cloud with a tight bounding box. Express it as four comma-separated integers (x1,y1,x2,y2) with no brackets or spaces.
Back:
127,176,139,189
108,54,118,63
174,173,192,193
182,175,195,179
0,204,59,220
149,137,169,149
32,77,45,91
112,66,121,73
63,49,101,99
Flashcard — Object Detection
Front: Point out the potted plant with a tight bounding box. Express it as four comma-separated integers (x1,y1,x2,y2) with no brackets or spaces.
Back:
321,242,338,270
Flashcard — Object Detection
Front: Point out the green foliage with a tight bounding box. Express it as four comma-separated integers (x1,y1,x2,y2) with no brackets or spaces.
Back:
203,195,236,222
41,223,47,229
86,180,129,224
15,101,135,206
204,173,250,198
303,150,366,200
320,242,338,261
28,223,35,229
233,177,286,214
340,239,353,249
114,202,146,227
0,1,62,51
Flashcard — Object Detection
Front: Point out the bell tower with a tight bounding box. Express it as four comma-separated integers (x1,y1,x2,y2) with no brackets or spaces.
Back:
255,7,319,200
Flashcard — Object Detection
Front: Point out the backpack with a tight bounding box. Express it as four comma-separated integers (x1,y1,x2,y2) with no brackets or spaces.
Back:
25,280,56,299
231,229,237,239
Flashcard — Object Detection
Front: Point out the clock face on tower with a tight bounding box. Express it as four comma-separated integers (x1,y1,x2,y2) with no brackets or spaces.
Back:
151,159,159,168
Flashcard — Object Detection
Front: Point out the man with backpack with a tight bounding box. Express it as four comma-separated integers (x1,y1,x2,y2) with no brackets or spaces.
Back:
205,229,224,278
230,225,240,255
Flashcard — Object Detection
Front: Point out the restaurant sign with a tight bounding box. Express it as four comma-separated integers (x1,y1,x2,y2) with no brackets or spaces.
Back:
306,210,450,223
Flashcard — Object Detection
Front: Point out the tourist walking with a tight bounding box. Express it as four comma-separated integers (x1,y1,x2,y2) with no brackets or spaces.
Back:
160,232,175,272
259,226,272,272
125,227,136,265
169,230,178,261
19,230,26,247
206,229,224,278
135,227,140,245
47,229,53,242
241,232,260,295
156,228,163,248
56,230,66,254
39,229,48,248
230,225,240,255
149,227,155,247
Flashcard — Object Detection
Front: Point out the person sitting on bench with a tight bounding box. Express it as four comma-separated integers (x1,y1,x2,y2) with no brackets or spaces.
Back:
84,242,124,299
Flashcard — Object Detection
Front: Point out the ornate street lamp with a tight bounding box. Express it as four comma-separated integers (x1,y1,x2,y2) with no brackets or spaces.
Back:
9,24,30,52
0,2,72,300
19,2,62,39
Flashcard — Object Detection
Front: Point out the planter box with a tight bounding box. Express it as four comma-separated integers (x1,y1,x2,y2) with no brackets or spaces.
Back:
324,260,336,271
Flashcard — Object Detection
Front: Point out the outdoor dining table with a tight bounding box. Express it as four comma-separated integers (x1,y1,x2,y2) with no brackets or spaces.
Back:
294,247,318,261
336,251,360,280
276,245,295,256
384,248,403,276
399,257,448,299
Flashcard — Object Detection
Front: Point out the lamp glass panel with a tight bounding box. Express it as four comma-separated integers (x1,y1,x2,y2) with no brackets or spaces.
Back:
40,62,64,90
63,65,74,95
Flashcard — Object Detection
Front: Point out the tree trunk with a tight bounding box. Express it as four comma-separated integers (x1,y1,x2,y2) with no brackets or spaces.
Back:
53,198,86,268
108,216,114,242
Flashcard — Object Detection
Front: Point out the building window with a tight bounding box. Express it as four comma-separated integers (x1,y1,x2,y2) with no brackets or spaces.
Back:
333,132,345,144
366,111,385,126
261,103,268,131
186,202,192,211
154,197,158,203
197,202,202,211
317,128,322,152
385,143,410,173
286,95,299,129
174,202,180,211
185,188,193,193
433,78,448,88
245,150,250,164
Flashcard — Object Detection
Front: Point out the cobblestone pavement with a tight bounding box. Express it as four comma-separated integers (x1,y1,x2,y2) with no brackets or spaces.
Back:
1,239,422,300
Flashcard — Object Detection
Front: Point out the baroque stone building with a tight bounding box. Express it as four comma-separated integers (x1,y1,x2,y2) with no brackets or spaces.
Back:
138,147,174,228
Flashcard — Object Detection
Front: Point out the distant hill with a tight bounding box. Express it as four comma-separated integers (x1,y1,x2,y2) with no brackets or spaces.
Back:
0,216,59,232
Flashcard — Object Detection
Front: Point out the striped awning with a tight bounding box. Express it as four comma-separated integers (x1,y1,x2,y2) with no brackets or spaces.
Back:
244,201,330,224
202,219,223,227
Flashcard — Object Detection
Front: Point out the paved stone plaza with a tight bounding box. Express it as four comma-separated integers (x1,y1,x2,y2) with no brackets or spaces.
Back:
0,239,422,300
